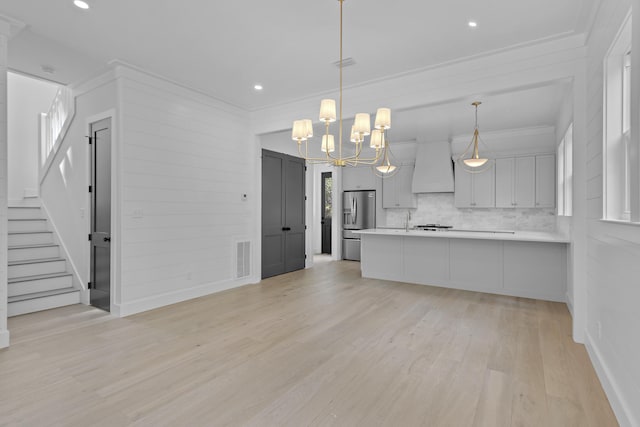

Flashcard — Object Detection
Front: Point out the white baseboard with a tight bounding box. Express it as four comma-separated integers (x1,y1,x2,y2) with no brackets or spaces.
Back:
80,289,90,305
584,331,636,427
565,291,574,317
112,277,256,317
0,329,10,349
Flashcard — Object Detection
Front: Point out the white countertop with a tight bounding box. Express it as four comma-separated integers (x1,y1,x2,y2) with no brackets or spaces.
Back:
353,228,570,243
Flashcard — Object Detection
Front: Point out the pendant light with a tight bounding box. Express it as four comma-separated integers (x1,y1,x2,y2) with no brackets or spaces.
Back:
457,101,492,172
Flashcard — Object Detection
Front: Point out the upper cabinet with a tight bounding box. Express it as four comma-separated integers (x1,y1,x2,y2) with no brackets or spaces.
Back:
383,163,417,208
454,163,495,208
495,156,535,208
535,154,555,208
494,154,555,209
342,166,377,191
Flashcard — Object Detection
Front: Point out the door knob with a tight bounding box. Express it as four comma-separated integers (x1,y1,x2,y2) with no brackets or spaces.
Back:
104,237,111,242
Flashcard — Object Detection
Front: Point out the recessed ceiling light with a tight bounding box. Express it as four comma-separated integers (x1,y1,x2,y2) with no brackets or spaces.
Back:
74,0,90,9
468,21,478,28
254,84,263,91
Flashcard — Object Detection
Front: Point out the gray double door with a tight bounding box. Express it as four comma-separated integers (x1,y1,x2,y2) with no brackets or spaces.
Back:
89,118,111,311
261,150,306,279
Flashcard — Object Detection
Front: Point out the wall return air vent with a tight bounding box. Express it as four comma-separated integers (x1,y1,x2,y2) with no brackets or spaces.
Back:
236,241,251,279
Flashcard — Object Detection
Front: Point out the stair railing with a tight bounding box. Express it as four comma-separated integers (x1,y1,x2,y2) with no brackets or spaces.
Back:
39,86,75,184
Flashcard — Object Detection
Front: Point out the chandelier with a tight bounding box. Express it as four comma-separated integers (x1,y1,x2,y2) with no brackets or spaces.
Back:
291,0,397,175
456,101,492,172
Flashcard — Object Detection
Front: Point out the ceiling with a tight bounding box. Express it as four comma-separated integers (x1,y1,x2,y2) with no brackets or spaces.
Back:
2,0,596,111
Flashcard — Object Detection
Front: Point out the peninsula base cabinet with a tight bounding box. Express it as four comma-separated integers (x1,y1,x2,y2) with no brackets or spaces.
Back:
360,235,566,302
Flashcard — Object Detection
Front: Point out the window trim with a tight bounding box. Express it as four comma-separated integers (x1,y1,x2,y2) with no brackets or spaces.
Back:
603,13,633,222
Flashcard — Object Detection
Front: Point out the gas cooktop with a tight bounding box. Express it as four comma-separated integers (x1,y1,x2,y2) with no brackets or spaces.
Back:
414,224,453,231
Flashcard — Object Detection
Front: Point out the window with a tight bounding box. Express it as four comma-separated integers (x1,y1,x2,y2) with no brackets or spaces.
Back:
557,124,573,216
604,15,633,221
557,139,565,216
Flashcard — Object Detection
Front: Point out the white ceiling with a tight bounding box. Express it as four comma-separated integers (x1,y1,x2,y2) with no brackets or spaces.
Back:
2,0,596,111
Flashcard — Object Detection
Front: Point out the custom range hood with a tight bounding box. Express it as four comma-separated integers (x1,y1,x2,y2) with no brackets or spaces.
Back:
411,141,455,193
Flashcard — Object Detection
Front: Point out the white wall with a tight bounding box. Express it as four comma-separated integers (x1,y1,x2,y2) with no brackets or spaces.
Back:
0,19,10,349
115,65,257,315
582,1,640,425
40,75,118,299
7,72,58,203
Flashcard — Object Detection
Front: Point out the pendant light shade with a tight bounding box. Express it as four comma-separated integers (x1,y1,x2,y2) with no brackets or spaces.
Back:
376,164,396,174
374,108,391,130
292,120,308,141
350,125,362,143
319,99,337,123
369,129,385,149
353,113,371,136
321,135,335,153
462,128,488,167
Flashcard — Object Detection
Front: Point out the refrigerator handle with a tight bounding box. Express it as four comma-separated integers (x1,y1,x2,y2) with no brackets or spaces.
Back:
352,196,357,223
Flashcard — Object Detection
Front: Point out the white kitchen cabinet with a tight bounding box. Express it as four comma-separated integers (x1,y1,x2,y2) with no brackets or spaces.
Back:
383,163,417,208
360,232,568,302
535,154,555,208
342,166,377,191
495,156,535,208
454,163,495,208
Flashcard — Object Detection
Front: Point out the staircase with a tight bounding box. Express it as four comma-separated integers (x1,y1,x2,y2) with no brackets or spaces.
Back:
8,206,80,317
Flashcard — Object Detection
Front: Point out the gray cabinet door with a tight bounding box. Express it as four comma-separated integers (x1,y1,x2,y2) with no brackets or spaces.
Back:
261,150,305,279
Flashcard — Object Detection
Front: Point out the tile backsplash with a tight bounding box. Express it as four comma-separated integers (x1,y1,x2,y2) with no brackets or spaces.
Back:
385,193,556,231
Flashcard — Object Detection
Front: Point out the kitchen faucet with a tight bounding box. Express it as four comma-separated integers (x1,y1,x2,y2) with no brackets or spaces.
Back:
405,210,412,232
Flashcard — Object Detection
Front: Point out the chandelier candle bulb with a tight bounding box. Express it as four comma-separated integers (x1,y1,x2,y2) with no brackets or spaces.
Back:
374,108,391,130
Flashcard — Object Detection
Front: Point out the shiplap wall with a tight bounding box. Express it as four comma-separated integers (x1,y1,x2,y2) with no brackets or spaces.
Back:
116,67,255,315
584,1,640,425
40,78,118,301
0,21,9,348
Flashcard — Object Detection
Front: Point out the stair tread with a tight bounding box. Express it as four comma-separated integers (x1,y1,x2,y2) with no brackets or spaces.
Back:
8,206,41,209
9,243,58,250
8,288,79,303
8,218,46,221
9,272,73,284
8,257,66,266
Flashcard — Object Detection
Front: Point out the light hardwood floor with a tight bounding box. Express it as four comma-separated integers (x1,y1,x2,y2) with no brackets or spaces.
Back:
1,260,617,426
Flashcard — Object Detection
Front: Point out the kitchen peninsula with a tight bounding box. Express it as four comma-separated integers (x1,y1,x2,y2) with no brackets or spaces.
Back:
355,228,570,302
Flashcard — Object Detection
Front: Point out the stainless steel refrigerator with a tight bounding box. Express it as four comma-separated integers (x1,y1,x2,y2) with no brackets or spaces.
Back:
342,190,376,261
